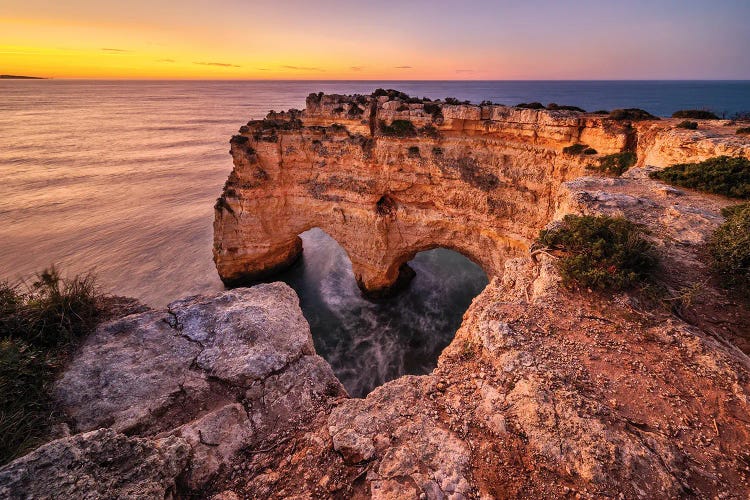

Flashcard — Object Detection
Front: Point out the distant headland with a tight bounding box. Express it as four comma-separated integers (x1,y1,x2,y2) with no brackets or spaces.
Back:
0,74,48,79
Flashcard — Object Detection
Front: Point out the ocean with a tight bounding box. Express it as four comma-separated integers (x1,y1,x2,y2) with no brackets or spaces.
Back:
2,80,748,395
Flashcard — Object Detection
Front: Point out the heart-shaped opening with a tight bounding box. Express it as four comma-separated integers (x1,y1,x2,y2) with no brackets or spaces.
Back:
272,228,488,397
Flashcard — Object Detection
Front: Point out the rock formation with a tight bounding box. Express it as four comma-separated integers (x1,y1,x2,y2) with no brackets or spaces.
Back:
3,92,750,499
213,92,749,296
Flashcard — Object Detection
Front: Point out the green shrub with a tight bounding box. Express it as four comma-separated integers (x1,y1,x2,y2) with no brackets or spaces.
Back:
423,103,443,121
547,103,586,112
592,110,609,114
419,124,440,138
709,203,750,291
0,268,103,464
563,144,598,155
536,215,656,290
737,127,750,135
672,109,719,120
516,102,545,110
379,119,417,138
676,120,698,130
649,156,750,199
396,104,409,112
432,147,444,156
608,108,658,121
407,146,420,158
589,152,637,176
347,105,364,117
444,97,469,105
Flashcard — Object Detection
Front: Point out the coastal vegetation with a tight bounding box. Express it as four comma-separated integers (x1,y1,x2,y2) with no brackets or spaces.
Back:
379,119,417,138
608,108,658,121
709,203,750,293
589,152,637,175
649,156,750,198
535,215,656,291
672,109,719,120
676,120,699,130
1,268,105,464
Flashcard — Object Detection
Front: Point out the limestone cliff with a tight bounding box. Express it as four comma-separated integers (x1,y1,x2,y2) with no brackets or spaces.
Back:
213,93,750,295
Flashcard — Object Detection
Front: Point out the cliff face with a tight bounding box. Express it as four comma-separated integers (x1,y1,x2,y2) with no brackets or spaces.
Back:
213,94,749,295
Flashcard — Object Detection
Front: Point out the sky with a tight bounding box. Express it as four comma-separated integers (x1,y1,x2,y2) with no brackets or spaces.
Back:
2,0,749,80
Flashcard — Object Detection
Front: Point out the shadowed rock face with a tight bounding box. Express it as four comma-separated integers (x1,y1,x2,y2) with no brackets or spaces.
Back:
213,93,750,296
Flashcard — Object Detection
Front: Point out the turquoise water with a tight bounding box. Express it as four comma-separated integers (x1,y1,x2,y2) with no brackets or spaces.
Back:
1,80,747,395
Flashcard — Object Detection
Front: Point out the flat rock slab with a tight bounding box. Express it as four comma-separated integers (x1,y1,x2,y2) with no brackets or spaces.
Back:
0,429,190,500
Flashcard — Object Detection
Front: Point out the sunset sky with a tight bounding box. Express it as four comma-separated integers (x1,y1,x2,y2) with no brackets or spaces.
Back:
2,0,749,80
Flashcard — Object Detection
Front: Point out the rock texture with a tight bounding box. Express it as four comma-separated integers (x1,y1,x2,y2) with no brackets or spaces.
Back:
0,283,346,498
213,93,750,295
0,429,190,500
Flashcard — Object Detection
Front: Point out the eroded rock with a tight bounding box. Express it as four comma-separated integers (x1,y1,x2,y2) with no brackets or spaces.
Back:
0,429,189,500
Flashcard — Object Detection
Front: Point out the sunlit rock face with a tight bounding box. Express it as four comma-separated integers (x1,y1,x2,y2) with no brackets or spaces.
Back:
213,93,633,295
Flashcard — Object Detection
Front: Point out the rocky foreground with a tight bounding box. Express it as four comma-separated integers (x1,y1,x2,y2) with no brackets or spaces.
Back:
2,94,750,499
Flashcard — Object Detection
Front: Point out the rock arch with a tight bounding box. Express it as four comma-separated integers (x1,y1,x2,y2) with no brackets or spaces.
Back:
214,92,635,295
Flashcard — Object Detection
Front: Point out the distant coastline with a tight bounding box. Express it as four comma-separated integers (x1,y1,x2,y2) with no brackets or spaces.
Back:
1,74,47,79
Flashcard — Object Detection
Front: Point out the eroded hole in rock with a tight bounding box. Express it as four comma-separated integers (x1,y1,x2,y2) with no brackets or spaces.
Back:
375,194,396,216
273,228,488,397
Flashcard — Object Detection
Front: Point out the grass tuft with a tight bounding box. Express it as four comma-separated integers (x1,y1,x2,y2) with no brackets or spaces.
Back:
1,267,103,464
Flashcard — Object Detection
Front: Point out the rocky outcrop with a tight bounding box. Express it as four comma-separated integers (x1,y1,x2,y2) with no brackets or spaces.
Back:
0,429,190,500
213,93,750,296
0,283,346,497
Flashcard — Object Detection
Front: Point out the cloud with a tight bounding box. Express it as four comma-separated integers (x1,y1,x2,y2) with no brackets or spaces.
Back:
455,69,475,74
350,66,364,71
157,58,176,63
101,48,130,53
395,65,413,69
281,65,323,71
194,61,241,68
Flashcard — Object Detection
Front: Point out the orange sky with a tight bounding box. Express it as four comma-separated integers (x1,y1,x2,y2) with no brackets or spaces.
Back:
2,0,749,80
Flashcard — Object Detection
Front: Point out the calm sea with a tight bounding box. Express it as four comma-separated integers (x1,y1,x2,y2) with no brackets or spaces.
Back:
2,80,748,395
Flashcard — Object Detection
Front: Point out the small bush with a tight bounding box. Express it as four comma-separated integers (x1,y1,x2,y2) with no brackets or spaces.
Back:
444,97,470,105
709,203,750,292
332,106,345,114
379,119,417,138
396,104,409,112
348,105,364,117
737,127,750,135
423,103,443,122
649,156,750,199
672,109,719,120
563,144,597,155
1,268,103,464
593,110,609,114
547,103,586,112
536,215,656,290
590,152,637,176
230,134,249,145
516,102,545,110
419,124,440,138
407,146,420,158
676,121,698,130
609,108,658,121
432,147,444,156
